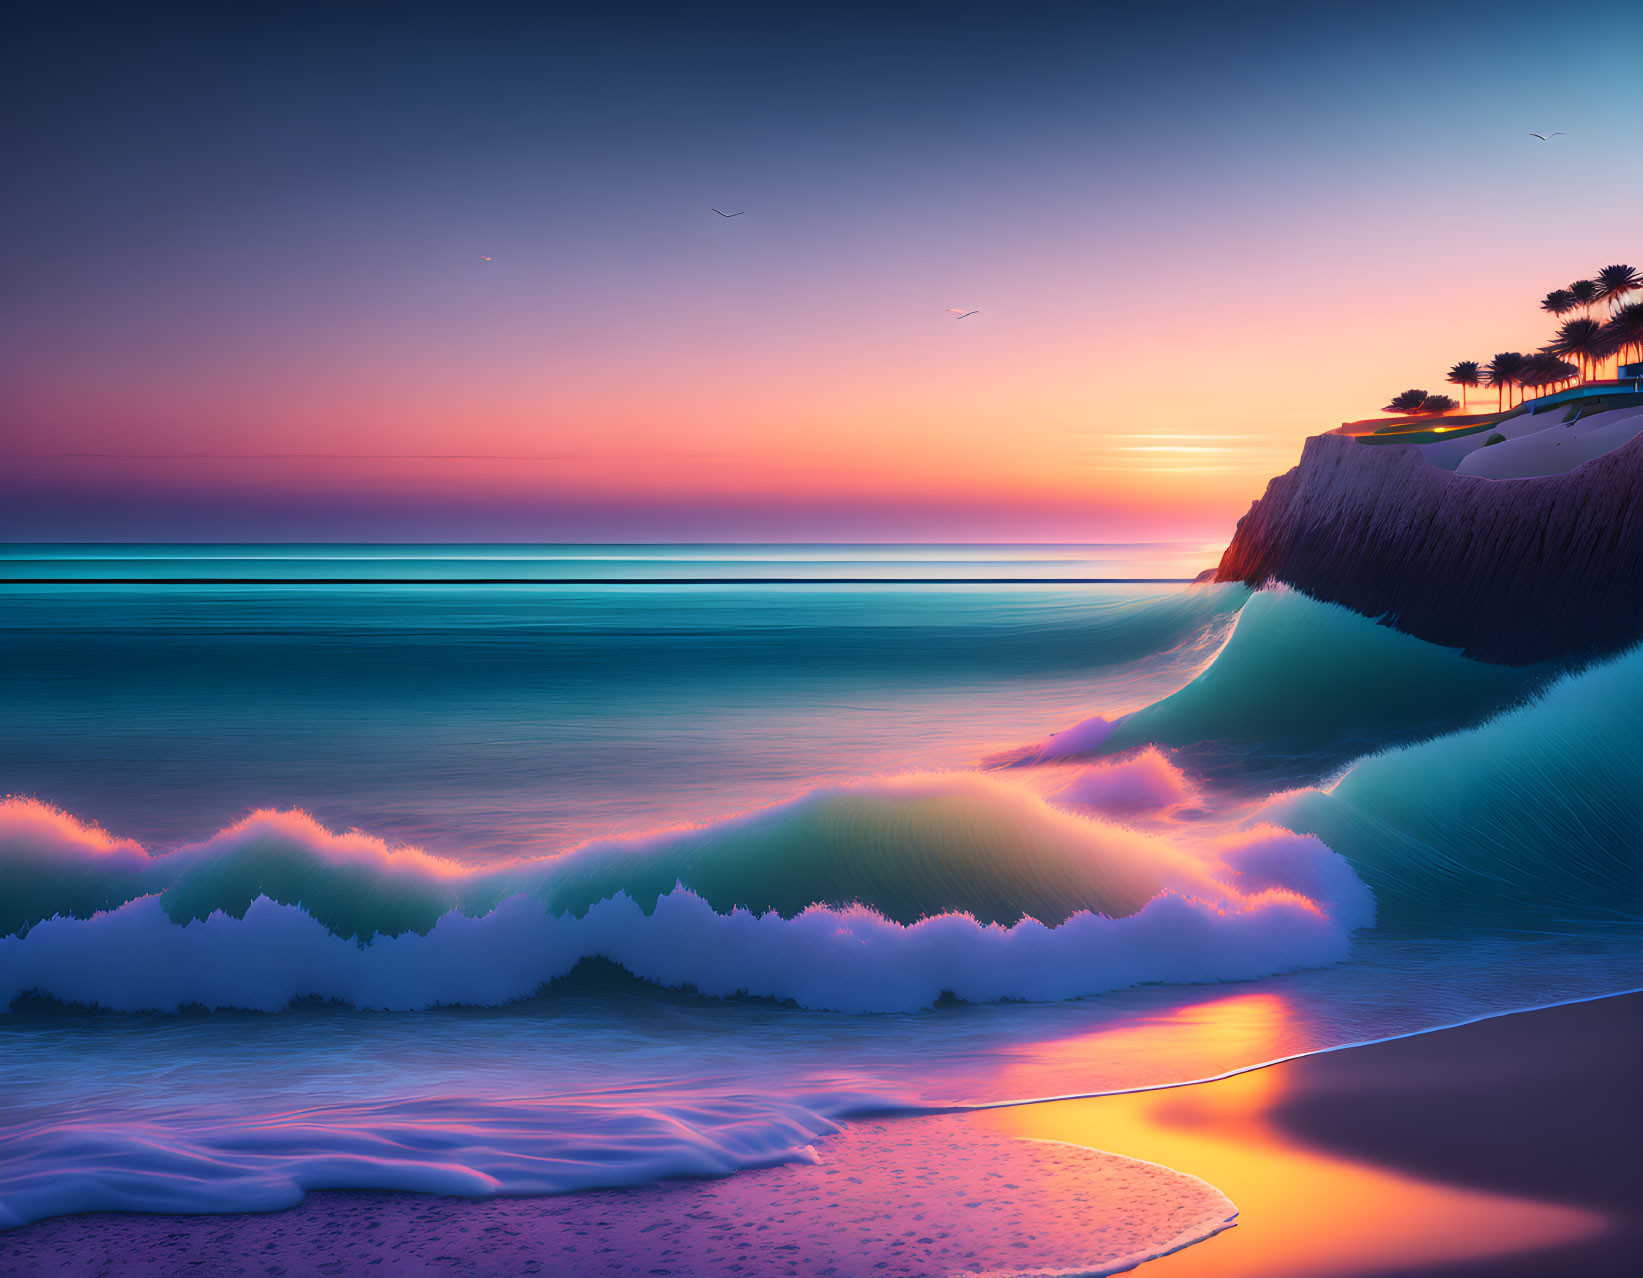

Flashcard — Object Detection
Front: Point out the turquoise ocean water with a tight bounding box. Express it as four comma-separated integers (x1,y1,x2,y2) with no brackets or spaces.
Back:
2,544,1638,1234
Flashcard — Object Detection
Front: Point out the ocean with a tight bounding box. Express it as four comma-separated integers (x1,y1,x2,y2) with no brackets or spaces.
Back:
2,544,1639,1246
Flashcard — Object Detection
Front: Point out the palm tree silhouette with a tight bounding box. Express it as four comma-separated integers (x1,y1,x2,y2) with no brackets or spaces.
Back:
1543,317,1613,382
1568,279,1600,318
1540,289,1576,322
1383,389,1430,414
1546,355,1580,390
1515,357,1552,398
1517,353,1578,397
1446,361,1482,409
1593,264,1641,316
1602,302,1643,368
1483,352,1527,410
1418,394,1457,414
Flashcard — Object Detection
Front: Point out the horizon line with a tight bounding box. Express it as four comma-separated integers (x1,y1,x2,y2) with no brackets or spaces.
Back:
0,576,1201,587
0,539,1225,548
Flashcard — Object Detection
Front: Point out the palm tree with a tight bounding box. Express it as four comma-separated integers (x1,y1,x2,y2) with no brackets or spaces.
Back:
1546,355,1580,390
1515,354,1551,396
1446,361,1482,410
1593,264,1641,316
1568,279,1599,317
1418,394,1457,414
1602,301,1643,367
1543,317,1614,382
1540,289,1576,322
1383,389,1430,414
1483,352,1527,409
1517,353,1578,397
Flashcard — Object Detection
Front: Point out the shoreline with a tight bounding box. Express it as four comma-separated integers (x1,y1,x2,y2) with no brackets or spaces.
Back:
3,991,1638,1275
990,990,1643,1277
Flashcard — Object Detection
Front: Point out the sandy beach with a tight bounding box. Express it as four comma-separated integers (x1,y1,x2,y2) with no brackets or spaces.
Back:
2,992,1637,1276
990,991,1643,1277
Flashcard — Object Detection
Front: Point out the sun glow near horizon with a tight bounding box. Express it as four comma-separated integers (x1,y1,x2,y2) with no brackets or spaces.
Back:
3,3,1640,542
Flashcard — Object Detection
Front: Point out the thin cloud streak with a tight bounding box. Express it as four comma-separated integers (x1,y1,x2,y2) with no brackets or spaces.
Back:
1096,464,1273,473
1110,445,1243,453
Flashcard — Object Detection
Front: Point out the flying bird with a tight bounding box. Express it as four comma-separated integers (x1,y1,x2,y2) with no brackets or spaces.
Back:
1529,132,1564,141
711,208,745,217
481,256,492,261
946,308,980,320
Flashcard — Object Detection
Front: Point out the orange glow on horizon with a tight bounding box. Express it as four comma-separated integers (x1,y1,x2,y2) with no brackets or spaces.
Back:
14,239,1638,542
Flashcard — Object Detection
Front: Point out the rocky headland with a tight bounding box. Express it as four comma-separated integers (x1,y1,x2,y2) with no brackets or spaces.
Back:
1212,430,1643,665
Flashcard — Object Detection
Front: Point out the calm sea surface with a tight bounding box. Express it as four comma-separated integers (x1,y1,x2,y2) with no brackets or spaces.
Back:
0,542,1231,856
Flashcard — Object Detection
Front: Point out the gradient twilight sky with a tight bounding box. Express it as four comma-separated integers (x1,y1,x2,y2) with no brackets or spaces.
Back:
3,0,1640,543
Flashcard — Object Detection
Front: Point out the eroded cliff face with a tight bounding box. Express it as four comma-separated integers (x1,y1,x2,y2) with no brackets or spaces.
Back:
1215,432,1643,665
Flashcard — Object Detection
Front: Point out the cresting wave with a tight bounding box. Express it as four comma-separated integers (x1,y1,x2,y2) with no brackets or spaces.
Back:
1012,589,1548,788
1103,589,1543,760
0,774,1371,1014
1265,639,1643,925
1012,591,1641,926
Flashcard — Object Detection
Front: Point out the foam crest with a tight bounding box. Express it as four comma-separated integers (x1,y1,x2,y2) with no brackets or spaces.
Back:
0,878,1360,1016
1036,713,1118,760
1053,748,1196,816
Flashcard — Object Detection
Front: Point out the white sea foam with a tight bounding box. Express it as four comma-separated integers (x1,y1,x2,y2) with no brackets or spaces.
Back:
0,1087,861,1230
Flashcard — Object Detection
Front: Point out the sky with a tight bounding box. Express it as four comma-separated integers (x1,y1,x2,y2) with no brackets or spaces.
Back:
2,0,1640,543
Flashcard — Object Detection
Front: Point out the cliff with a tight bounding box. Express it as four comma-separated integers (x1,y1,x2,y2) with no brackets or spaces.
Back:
1215,431,1643,665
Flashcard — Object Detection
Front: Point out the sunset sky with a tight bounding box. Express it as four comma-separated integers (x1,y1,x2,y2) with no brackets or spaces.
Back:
3,0,1640,542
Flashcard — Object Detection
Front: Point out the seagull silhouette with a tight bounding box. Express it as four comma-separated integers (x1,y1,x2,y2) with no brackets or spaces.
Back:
1529,132,1565,141
711,208,745,217
946,308,980,320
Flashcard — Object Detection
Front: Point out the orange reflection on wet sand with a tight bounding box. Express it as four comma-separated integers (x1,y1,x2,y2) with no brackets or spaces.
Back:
985,989,1312,1096
981,991,1608,1276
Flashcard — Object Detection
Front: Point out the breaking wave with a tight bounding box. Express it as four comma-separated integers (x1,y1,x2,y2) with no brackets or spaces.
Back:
0,774,1371,1015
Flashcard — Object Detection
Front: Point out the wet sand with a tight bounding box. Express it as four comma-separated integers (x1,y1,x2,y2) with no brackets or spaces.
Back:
0,1119,1236,1276
990,990,1642,1277
1,993,1638,1276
